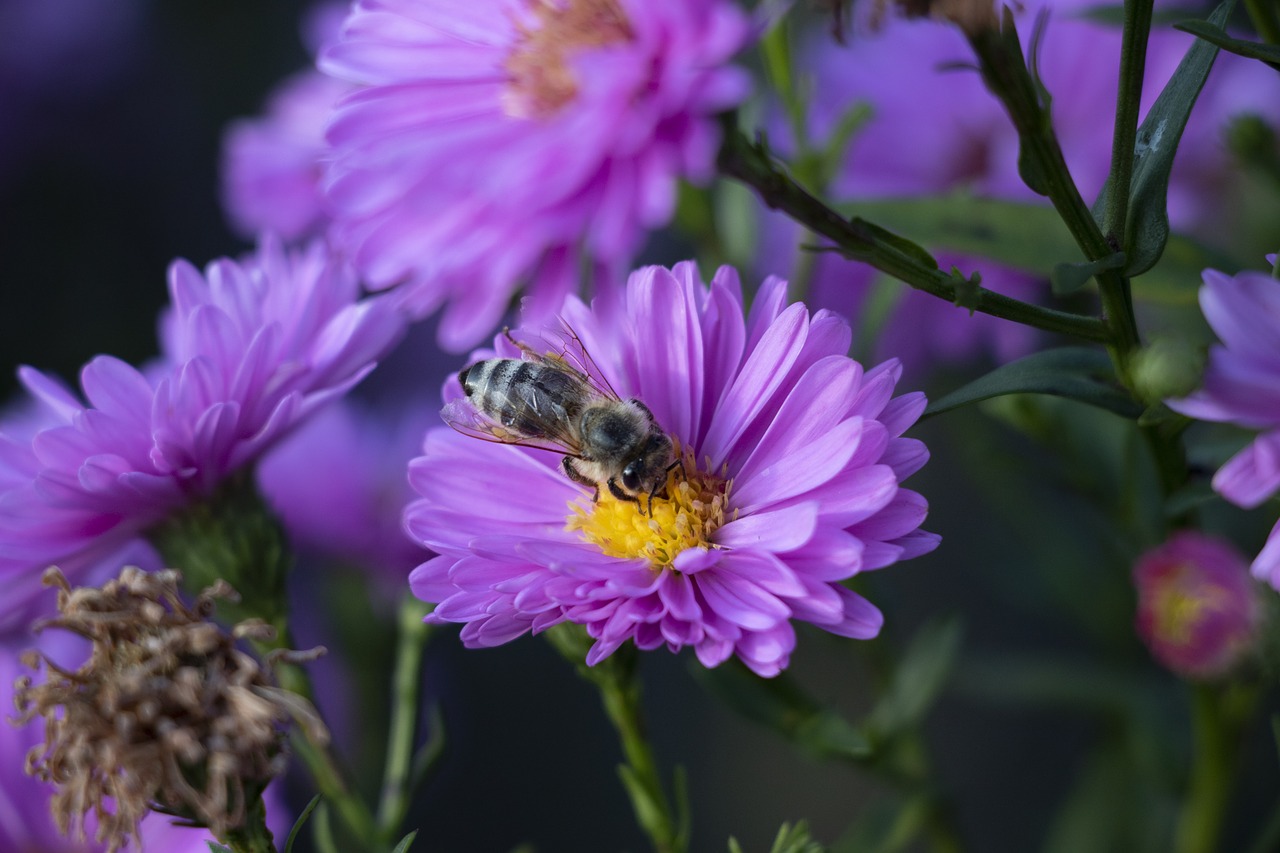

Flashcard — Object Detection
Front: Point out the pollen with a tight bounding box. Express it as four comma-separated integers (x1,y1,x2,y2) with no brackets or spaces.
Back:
567,446,734,569
503,0,633,119
1151,565,1229,644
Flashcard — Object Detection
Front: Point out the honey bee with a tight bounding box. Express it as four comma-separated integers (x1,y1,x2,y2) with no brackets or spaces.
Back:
442,330,677,511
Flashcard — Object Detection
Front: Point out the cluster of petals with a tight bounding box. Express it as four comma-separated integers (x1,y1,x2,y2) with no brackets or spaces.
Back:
763,0,1280,373
1169,257,1280,589
1132,531,1261,679
319,0,752,350
405,262,939,676
0,237,404,628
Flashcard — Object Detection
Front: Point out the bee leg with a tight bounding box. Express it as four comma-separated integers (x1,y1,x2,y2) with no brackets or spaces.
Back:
562,456,599,501
606,478,644,514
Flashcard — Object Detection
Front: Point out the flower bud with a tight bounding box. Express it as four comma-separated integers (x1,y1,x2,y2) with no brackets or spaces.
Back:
1132,336,1206,406
1133,532,1261,679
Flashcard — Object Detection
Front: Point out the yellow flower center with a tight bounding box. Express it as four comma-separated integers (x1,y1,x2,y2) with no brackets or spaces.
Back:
1151,565,1228,645
503,0,633,119
567,447,734,569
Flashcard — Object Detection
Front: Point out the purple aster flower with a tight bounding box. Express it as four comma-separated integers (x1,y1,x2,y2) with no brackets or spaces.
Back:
220,3,350,242
221,70,348,242
257,398,433,580
1,632,290,852
1132,531,1261,679
320,0,753,350
0,236,405,623
405,262,939,677
765,0,1280,373
1168,257,1280,589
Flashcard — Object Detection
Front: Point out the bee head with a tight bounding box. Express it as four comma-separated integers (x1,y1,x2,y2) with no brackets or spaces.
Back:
621,432,676,498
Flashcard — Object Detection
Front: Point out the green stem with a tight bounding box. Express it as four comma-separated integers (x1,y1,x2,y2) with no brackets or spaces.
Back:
547,626,685,853
375,597,435,843
1174,684,1252,853
717,126,1113,344
223,796,277,853
965,15,1143,368
1245,0,1280,45
1103,0,1153,246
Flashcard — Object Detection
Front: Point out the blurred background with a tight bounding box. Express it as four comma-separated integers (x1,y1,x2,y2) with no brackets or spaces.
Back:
1,1,1277,851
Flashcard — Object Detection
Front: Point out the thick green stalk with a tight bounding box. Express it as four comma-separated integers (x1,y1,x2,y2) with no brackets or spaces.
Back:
547,626,685,853
1174,684,1253,853
1103,0,1153,244
375,597,435,843
717,126,1112,344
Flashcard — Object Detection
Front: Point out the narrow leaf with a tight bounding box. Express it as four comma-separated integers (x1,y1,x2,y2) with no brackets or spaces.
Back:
284,795,322,853
391,830,420,853
1051,252,1126,296
1174,20,1280,69
831,795,930,853
207,845,234,853
866,617,963,739
695,661,872,761
923,347,1142,420
1093,0,1238,275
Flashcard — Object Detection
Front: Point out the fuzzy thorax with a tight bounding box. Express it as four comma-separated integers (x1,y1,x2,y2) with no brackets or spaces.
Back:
568,446,734,568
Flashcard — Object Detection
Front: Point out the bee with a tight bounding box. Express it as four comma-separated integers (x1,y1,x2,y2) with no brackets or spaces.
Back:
442,330,677,511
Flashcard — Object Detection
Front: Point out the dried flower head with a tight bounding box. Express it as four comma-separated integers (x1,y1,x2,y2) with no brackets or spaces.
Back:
13,566,324,852
873,0,1000,34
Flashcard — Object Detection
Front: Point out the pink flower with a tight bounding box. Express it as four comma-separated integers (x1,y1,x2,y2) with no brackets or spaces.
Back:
1133,531,1261,679
1168,258,1280,588
320,0,752,350
0,237,405,625
405,262,938,676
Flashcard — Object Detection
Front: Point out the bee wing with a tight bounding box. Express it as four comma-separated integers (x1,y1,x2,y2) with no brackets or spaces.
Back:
440,397,585,456
519,321,622,402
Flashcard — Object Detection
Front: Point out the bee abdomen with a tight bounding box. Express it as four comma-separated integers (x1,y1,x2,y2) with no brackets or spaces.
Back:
462,358,578,438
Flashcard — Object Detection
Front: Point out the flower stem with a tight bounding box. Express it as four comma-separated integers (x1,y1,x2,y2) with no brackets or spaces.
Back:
546,626,686,853
1175,683,1254,853
1102,0,1153,247
717,124,1112,343
222,796,277,853
965,14,1142,368
375,596,435,843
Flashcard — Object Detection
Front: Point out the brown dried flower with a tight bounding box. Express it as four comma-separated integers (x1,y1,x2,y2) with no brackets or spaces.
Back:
13,566,325,852
872,0,1002,35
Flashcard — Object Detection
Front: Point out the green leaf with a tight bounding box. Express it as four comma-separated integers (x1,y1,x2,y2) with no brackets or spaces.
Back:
207,845,234,853
1174,20,1280,70
1093,0,1238,275
1051,252,1126,296
866,617,962,739
830,795,930,853
843,217,939,270
923,347,1142,420
284,795,322,853
391,830,420,853
695,662,872,761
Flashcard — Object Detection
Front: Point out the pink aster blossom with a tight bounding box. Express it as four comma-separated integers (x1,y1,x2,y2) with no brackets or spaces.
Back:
219,3,350,241
1132,531,1261,679
1168,257,1280,589
0,237,405,624
320,0,753,350
405,262,939,677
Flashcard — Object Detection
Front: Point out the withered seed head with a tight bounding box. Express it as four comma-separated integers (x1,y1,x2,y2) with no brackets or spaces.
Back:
13,566,323,852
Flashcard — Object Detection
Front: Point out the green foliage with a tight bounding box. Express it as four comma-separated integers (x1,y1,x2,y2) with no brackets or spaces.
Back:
284,796,322,853
830,796,932,853
864,617,962,742
731,820,826,853
923,347,1142,420
695,662,872,761
390,830,419,853
1174,19,1280,70
1091,0,1239,276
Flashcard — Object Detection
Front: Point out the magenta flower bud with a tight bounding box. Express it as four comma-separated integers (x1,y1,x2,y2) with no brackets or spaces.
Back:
1133,532,1261,679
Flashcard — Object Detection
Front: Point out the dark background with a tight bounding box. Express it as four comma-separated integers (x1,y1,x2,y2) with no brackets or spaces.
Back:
1,2,1276,851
